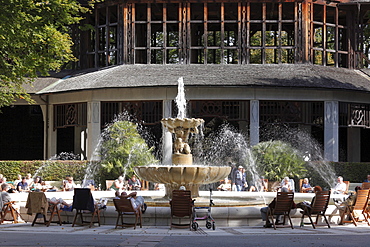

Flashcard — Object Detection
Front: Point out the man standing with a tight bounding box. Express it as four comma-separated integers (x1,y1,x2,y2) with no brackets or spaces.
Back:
233,166,247,191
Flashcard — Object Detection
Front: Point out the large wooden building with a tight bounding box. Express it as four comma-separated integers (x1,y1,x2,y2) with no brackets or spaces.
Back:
1,0,370,163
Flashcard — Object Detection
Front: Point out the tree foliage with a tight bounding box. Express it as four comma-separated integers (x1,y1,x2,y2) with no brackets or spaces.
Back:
100,121,157,179
250,140,307,181
0,0,88,108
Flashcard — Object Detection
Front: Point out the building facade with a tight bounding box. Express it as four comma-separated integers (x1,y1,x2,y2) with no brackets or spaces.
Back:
1,0,370,163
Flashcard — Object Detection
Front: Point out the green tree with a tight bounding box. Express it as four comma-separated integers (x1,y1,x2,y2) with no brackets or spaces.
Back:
249,140,307,181
0,0,88,108
100,121,157,179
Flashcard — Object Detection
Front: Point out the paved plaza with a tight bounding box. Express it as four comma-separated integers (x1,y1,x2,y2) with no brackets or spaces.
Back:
0,222,369,247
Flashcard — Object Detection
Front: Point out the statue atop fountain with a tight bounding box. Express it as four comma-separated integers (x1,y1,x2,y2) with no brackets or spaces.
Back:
161,117,204,165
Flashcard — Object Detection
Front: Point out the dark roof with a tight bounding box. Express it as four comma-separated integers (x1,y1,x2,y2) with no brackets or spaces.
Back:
23,70,74,94
35,64,370,94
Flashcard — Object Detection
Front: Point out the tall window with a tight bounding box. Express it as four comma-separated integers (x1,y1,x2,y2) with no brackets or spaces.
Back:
248,2,296,64
133,3,180,64
189,3,240,64
310,3,348,67
86,5,119,68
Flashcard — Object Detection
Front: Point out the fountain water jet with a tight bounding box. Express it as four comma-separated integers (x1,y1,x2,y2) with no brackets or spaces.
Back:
260,124,337,189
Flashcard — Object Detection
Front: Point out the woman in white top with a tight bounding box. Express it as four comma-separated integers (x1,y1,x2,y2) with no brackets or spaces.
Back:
110,176,125,191
64,177,77,191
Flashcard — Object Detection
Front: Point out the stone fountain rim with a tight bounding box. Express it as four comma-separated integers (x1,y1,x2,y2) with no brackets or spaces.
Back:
161,117,205,121
136,164,230,167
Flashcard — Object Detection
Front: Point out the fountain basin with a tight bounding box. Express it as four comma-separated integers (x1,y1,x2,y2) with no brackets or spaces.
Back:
134,165,231,197
161,118,204,133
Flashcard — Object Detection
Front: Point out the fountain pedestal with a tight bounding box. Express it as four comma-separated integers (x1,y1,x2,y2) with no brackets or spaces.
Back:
172,154,192,165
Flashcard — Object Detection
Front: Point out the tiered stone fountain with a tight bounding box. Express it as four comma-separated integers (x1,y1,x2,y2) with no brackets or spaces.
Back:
134,78,230,198
135,117,231,198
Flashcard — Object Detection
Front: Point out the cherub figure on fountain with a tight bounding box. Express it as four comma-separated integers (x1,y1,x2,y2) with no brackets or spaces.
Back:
174,138,191,155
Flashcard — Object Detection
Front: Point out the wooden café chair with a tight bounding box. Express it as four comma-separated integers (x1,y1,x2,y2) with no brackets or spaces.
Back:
362,182,370,190
169,190,194,230
26,192,61,226
341,189,370,226
300,190,331,228
266,191,295,230
113,198,142,229
72,188,101,228
1,200,24,224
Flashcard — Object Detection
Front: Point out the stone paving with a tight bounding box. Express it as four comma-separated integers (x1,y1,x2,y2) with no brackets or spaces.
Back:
0,221,366,235
1,221,370,247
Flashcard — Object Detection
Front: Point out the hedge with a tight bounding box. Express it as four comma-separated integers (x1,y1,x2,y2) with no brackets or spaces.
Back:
0,160,89,182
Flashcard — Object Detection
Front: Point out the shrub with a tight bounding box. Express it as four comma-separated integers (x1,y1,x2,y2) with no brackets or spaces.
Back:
100,120,157,181
249,140,307,181
0,160,88,182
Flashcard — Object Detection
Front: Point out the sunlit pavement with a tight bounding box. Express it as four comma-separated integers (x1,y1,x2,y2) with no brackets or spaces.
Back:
0,222,369,247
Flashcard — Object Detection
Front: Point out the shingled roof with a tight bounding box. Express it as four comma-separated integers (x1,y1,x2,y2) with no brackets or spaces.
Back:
35,64,370,94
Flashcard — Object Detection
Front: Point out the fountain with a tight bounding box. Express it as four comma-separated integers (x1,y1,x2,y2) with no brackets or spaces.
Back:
134,78,231,198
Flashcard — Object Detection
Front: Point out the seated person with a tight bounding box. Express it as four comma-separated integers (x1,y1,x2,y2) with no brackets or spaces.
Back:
301,178,313,193
1,183,22,221
29,176,43,191
297,186,323,209
249,177,268,192
0,177,16,193
281,177,293,192
154,183,165,191
13,174,22,188
110,176,125,191
62,175,70,189
40,181,56,192
128,175,141,191
25,173,33,186
364,175,370,183
336,186,362,225
84,179,96,191
332,176,347,194
115,191,147,213
217,178,231,191
17,177,30,192
64,177,77,191
260,187,293,228
47,197,73,211
1,176,7,185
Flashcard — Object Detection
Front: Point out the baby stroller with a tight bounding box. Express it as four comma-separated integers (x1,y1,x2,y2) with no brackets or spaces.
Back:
191,188,216,230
